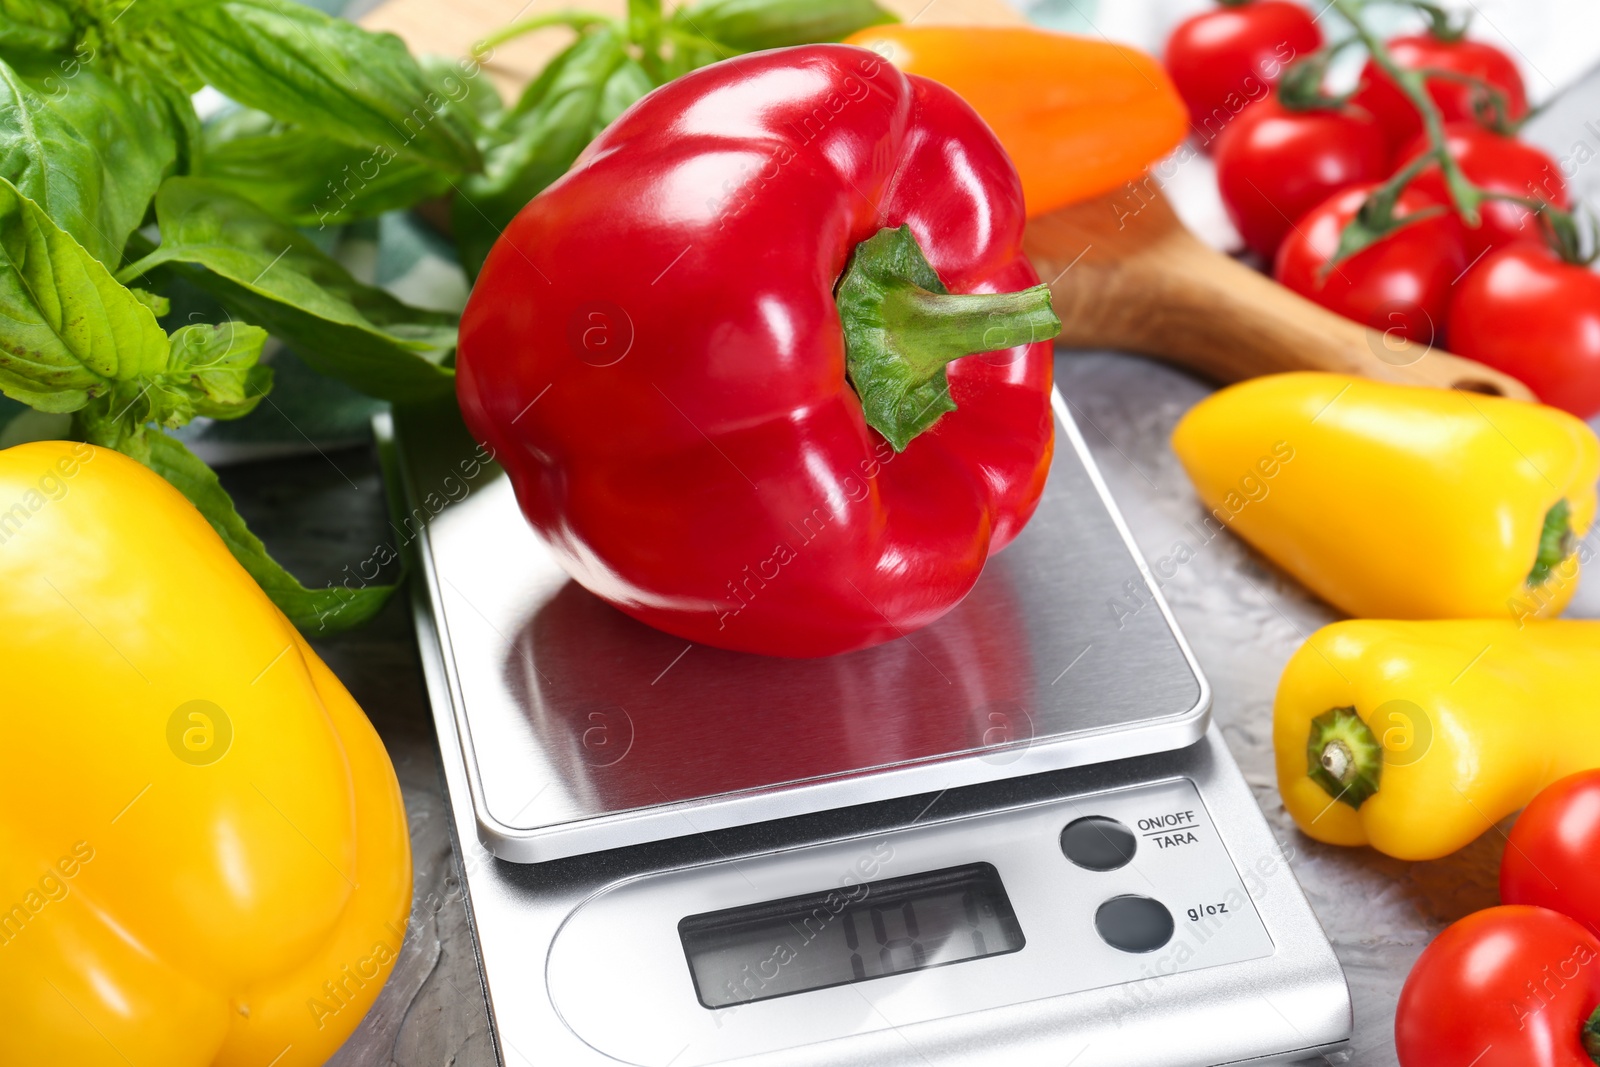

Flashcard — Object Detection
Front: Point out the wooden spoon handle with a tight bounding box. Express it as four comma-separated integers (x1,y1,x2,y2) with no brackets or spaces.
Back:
1024,189,1535,400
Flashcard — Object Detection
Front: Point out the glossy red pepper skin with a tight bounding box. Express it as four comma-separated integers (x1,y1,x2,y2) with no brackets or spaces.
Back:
456,46,1054,658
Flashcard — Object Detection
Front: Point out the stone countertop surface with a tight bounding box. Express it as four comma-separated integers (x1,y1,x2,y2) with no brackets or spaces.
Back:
230,349,1596,1067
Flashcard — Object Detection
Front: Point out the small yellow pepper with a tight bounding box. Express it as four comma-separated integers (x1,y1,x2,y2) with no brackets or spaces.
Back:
843,25,1188,217
1275,618,1600,861
0,442,411,1066
1172,373,1599,621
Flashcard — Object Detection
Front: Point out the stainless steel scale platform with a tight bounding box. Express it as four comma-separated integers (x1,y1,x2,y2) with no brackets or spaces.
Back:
378,361,1352,1067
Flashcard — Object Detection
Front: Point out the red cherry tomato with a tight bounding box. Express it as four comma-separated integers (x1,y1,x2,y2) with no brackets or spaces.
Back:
1216,97,1390,260
1447,244,1600,418
1352,33,1528,154
1274,183,1467,346
1503,772,1600,938
1399,122,1569,256
1396,906,1600,1067
1164,0,1322,146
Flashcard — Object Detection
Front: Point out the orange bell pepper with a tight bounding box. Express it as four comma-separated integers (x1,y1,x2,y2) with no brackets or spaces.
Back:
844,25,1188,216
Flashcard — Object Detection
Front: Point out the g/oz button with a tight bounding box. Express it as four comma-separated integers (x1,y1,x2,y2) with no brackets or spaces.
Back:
1095,895,1175,953
1060,816,1137,871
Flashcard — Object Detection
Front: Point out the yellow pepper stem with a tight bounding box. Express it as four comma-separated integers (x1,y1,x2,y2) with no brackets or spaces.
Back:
1306,707,1383,809
1529,499,1576,587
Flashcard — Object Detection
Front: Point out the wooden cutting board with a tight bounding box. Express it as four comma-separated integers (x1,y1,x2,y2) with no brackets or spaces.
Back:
362,0,1532,399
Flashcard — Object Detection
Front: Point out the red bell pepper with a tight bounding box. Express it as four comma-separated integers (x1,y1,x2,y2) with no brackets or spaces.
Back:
457,45,1060,657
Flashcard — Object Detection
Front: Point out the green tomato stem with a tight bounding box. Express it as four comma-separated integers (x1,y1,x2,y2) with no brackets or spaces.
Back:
835,225,1060,452
1414,66,1517,131
1328,0,1482,239
1403,1,1470,42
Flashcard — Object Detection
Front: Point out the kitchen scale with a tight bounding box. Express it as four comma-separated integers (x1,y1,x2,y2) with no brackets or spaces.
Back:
377,358,1352,1067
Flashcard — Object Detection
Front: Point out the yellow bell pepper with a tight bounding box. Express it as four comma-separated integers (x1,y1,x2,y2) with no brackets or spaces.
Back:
1171,373,1599,621
1275,618,1600,860
0,441,412,1066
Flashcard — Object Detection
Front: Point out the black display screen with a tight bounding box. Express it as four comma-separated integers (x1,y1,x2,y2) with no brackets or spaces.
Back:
679,862,1025,1008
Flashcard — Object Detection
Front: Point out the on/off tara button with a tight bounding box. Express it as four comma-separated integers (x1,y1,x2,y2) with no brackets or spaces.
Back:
1059,815,1137,872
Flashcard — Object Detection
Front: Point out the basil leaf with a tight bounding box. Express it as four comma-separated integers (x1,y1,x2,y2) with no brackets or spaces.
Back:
0,0,74,60
139,61,204,175
420,52,502,130
0,176,167,413
143,431,396,635
0,58,175,265
167,0,482,174
165,319,272,421
673,0,895,50
131,288,170,316
198,120,451,227
129,177,456,401
454,28,626,275
598,56,653,127
28,63,179,260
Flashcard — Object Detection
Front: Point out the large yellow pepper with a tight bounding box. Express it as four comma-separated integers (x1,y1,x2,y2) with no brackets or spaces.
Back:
1275,619,1600,860
1172,373,1599,621
0,442,411,1065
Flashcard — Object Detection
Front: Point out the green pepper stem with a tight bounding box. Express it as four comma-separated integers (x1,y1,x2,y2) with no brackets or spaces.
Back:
836,225,1061,451
1584,1004,1600,1066
1529,498,1575,587
884,286,1059,381
1306,707,1383,809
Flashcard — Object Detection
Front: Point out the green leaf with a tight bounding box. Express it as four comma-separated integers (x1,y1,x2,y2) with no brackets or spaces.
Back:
131,287,170,316
143,431,396,635
167,0,482,173
0,58,176,265
198,119,451,228
30,63,179,259
453,28,627,275
420,52,503,130
672,0,895,51
0,0,75,60
0,176,167,413
164,319,272,421
127,177,456,402
598,56,653,127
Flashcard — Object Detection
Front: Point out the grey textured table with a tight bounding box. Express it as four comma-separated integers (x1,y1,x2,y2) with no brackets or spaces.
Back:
225,350,1593,1067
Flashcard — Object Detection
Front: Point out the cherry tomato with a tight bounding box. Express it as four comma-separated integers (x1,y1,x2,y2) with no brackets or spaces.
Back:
1502,772,1600,938
1399,122,1569,256
1447,244,1600,418
1396,906,1600,1067
1274,183,1467,345
1352,32,1528,155
1164,0,1322,146
1216,97,1389,260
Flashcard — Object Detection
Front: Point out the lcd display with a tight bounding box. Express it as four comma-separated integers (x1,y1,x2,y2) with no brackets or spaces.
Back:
679,862,1025,1008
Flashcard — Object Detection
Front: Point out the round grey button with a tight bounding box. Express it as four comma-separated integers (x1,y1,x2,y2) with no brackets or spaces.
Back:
1095,895,1175,953
1060,816,1137,872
